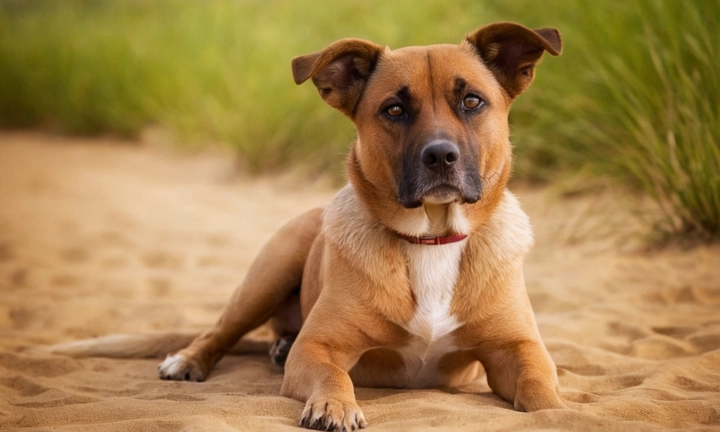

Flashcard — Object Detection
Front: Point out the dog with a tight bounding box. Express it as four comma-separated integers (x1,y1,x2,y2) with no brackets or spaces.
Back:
52,22,564,431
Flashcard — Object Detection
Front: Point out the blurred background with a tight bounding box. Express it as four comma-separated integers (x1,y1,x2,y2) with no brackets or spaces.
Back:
0,0,717,243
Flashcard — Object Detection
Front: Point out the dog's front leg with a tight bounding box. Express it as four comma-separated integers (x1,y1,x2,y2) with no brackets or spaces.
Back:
476,338,566,412
462,260,566,412
281,322,373,431
157,209,323,381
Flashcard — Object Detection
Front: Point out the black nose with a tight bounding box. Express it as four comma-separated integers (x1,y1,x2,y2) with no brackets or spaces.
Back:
421,141,459,174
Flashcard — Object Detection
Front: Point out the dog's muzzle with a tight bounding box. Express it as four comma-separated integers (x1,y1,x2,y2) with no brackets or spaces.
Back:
397,139,482,208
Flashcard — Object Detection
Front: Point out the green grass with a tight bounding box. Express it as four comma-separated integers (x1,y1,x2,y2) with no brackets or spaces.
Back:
1,0,718,241
501,1,720,241
595,2,719,241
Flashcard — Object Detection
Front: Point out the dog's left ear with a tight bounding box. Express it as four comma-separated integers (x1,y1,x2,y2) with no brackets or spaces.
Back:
466,22,562,99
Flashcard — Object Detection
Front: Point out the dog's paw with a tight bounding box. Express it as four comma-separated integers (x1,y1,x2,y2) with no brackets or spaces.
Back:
269,335,296,366
299,397,366,431
514,377,567,412
157,353,206,382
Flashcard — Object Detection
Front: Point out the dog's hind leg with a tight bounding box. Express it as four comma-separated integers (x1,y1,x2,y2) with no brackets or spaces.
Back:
268,290,302,366
158,208,323,381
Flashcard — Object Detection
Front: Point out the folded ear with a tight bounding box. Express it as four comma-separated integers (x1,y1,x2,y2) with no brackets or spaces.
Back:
466,22,562,98
292,39,385,117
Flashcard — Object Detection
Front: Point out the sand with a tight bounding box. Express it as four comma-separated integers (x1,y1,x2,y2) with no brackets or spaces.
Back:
1,132,719,431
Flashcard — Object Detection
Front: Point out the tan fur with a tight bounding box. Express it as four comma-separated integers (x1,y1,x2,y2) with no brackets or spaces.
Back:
52,22,565,431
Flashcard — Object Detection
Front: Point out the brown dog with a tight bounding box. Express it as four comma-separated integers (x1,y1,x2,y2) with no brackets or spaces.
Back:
53,22,564,431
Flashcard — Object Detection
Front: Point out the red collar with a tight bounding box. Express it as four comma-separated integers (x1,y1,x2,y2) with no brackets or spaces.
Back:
397,232,468,245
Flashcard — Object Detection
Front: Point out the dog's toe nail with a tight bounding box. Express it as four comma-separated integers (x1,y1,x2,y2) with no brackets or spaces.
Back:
183,372,191,381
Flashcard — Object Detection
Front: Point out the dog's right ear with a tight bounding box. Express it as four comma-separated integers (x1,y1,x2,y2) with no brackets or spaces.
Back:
292,39,385,117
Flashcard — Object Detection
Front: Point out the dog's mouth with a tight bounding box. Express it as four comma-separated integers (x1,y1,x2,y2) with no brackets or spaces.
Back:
421,184,463,205
397,182,481,209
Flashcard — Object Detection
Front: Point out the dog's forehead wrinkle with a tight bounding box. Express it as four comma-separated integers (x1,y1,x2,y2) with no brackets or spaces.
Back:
425,51,439,114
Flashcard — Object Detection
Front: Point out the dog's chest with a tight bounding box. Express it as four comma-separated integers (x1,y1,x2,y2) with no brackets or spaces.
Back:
398,241,466,385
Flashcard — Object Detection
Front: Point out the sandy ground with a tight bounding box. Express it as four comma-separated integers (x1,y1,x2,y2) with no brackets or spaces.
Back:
1,132,719,431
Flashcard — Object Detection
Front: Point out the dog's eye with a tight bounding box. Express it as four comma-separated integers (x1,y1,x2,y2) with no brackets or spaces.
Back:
385,105,404,117
462,95,483,111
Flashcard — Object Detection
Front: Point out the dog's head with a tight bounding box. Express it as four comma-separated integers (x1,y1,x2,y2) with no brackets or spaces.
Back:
292,23,561,232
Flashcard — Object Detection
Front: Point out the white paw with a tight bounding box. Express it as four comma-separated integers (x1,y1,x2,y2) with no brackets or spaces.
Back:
157,353,205,382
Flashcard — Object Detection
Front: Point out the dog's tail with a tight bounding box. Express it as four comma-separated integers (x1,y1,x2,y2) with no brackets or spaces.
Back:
47,332,268,359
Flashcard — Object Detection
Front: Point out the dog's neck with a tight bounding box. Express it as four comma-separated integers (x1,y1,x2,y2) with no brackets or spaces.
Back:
423,203,460,236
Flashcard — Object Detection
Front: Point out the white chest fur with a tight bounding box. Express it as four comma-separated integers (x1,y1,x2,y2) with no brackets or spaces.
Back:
398,239,466,385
